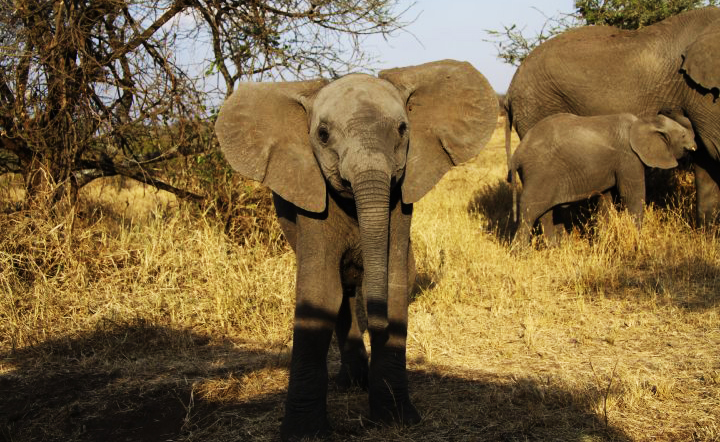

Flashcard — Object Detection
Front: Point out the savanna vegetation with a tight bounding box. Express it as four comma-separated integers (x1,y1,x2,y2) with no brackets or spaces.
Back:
2,0,719,441
0,0,408,209
1,124,718,441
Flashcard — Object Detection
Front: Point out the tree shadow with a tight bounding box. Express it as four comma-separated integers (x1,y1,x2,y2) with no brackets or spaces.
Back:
0,318,633,441
0,318,282,442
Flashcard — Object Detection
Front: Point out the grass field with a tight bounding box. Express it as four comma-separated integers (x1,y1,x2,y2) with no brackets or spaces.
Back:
1,122,719,441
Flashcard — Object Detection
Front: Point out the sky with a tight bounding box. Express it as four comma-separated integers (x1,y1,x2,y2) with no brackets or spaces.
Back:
363,1,576,92
177,1,577,98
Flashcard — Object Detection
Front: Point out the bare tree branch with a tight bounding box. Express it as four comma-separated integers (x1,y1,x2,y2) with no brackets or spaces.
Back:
0,0,411,211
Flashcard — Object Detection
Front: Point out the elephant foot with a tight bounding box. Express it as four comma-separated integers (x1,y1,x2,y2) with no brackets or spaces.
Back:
280,411,330,442
369,396,421,427
335,359,369,391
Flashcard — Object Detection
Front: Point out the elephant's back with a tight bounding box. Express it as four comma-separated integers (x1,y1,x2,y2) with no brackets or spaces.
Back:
508,26,649,136
526,112,629,140
519,113,634,161
506,8,720,137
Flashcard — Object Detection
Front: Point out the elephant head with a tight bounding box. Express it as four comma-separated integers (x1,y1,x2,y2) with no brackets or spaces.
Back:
215,60,498,332
630,113,697,169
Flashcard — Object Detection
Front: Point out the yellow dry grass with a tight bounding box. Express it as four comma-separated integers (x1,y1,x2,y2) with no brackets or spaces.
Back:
1,124,718,441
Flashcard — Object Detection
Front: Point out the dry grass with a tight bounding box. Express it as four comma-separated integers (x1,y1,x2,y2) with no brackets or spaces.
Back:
1,124,719,441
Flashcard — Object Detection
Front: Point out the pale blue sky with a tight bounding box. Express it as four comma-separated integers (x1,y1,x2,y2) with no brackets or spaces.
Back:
179,2,576,98
364,1,575,92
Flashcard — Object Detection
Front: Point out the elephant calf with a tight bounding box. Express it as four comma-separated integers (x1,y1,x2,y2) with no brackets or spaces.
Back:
508,112,696,246
215,60,498,441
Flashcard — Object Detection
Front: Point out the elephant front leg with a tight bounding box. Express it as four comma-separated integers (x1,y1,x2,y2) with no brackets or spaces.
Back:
618,173,645,231
282,316,334,441
281,223,344,441
694,158,720,226
368,201,421,426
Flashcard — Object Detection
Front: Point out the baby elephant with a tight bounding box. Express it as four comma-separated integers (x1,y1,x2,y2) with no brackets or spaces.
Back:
509,112,696,246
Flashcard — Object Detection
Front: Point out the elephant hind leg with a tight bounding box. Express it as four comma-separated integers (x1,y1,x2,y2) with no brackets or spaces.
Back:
334,284,369,390
512,192,549,249
539,210,561,246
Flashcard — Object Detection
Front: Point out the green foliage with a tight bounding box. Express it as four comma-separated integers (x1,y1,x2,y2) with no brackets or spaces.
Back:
577,0,718,29
488,0,719,67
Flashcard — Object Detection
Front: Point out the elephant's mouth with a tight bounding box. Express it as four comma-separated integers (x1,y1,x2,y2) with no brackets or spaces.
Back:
325,172,354,198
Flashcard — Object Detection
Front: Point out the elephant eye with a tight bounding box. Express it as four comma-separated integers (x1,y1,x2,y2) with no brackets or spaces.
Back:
398,122,407,137
317,126,330,144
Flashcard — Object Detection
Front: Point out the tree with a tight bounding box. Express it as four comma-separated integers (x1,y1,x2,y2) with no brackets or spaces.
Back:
577,0,717,28
0,0,410,208
193,0,413,96
487,0,718,67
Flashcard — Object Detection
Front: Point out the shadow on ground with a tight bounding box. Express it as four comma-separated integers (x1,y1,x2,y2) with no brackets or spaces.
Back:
467,178,517,244
467,178,612,245
1,319,631,441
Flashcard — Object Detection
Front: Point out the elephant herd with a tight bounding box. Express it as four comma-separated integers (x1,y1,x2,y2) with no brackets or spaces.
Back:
214,7,720,441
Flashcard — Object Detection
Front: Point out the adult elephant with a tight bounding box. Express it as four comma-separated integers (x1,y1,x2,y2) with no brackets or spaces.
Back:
505,7,720,225
215,60,498,441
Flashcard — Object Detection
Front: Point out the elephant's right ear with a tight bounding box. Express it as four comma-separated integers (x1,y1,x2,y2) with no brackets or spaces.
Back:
630,115,679,169
215,80,328,213
379,60,498,204
681,21,720,94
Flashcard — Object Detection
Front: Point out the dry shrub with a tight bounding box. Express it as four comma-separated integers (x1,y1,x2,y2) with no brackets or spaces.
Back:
0,173,24,212
77,175,282,250
1,124,719,441
212,181,281,248
0,178,293,354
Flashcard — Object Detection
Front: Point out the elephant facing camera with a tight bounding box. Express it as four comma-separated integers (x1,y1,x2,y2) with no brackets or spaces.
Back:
215,60,498,441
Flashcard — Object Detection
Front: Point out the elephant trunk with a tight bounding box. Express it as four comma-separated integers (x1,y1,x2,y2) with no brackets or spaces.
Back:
353,169,391,335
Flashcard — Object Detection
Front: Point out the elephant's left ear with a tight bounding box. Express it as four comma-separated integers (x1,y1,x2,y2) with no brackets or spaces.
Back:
681,22,720,93
630,116,679,170
379,60,498,203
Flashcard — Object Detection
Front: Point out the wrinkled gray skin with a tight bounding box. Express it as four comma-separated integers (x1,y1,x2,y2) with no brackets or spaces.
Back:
509,113,696,246
215,60,498,441
505,7,720,226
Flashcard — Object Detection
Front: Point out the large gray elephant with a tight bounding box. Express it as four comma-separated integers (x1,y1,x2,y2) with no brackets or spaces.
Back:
509,112,696,246
214,60,498,441
505,7,720,225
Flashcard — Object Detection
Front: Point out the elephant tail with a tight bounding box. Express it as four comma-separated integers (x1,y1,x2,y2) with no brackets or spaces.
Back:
504,106,519,223
504,104,513,175
510,164,518,223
